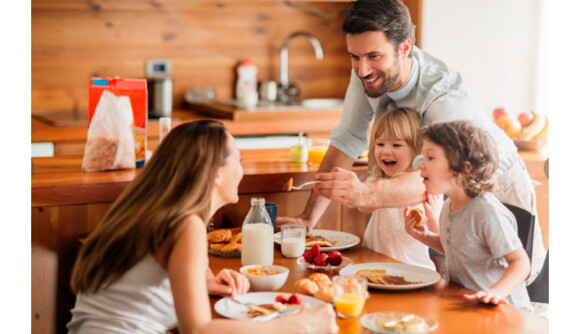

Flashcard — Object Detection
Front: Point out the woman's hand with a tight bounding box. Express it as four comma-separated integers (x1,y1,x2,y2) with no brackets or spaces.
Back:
207,269,250,297
462,289,508,305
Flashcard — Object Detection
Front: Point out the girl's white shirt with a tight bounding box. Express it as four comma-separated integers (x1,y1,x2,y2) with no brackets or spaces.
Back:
363,204,436,271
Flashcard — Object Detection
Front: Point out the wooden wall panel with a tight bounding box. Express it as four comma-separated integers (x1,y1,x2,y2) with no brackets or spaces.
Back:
32,0,352,112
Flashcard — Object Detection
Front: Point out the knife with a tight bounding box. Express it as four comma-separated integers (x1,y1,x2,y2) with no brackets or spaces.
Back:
251,306,300,322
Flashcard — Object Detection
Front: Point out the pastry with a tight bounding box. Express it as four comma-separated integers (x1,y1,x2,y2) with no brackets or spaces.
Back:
308,273,332,289
221,243,241,253
207,229,232,243
305,235,334,247
209,243,225,252
314,285,334,302
294,278,319,296
408,208,425,228
230,232,242,244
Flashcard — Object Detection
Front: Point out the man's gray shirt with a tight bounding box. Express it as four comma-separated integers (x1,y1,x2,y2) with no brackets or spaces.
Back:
330,47,517,176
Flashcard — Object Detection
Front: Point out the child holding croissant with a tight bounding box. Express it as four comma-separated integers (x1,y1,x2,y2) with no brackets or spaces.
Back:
405,120,532,312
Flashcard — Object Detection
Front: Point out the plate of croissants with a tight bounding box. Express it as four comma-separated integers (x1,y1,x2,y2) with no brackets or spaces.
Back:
207,228,242,257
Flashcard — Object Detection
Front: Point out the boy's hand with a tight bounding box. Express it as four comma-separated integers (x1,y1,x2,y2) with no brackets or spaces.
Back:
404,206,429,240
462,289,508,305
423,193,443,224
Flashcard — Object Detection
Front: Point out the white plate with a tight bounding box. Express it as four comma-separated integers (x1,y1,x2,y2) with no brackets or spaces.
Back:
360,312,439,334
214,292,326,320
339,263,441,291
274,229,360,251
297,256,354,272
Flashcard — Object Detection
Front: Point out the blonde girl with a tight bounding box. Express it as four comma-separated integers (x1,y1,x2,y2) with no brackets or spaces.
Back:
405,120,532,311
68,120,337,334
360,108,441,270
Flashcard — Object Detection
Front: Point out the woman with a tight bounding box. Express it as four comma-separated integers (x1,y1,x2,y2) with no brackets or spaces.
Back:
68,120,337,333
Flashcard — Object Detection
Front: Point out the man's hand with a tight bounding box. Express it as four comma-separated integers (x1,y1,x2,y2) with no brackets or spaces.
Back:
313,167,369,208
207,269,250,297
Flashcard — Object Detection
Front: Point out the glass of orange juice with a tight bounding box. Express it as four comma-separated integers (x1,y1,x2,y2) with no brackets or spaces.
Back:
307,138,330,166
332,276,368,318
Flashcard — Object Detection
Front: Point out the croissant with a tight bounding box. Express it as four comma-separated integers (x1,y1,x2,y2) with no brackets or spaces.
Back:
314,285,334,302
230,232,242,244
294,278,319,296
308,273,332,289
209,243,225,252
207,229,232,243
221,243,242,253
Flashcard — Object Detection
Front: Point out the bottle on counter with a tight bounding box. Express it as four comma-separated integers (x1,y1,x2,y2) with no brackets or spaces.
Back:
158,117,171,143
236,58,258,108
241,197,274,266
290,131,308,163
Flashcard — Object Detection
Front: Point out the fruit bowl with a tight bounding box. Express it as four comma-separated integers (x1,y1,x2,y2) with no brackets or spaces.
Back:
513,139,547,151
297,256,353,272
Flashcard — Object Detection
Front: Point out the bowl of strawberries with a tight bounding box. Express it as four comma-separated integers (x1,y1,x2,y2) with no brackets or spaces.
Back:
297,244,353,272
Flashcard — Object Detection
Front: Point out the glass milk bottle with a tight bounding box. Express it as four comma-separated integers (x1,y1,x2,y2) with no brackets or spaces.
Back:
241,197,274,266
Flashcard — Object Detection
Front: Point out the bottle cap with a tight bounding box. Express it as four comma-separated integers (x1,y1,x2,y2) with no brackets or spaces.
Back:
241,58,254,66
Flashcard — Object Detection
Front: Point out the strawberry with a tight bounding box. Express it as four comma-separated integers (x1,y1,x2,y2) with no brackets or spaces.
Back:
314,253,329,266
275,294,288,304
327,251,343,266
287,293,302,305
303,249,316,264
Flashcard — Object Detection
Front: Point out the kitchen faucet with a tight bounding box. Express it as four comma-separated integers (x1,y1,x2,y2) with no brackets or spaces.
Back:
278,32,324,103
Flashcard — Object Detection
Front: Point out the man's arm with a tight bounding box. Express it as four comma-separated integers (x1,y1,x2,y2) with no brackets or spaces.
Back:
276,145,354,229
315,168,426,209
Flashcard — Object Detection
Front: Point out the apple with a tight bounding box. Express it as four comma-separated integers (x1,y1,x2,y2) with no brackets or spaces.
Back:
493,107,507,120
495,114,522,139
314,253,329,266
303,249,317,264
327,251,343,266
517,112,534,127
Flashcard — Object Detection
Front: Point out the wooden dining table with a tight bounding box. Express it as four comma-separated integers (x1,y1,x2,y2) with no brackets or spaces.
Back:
209,245,548,334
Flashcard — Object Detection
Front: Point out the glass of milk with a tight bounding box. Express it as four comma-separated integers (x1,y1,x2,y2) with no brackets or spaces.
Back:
281,225,306,258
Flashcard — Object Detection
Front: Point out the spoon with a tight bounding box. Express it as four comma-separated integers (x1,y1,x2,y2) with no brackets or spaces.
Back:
290,180,321,190
283,177,321,191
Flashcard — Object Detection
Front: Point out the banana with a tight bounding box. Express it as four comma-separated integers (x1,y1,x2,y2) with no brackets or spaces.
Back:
533,116,548,140
519,112,546,140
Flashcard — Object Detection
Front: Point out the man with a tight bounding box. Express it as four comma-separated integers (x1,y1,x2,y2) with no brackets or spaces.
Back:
277,0,545,284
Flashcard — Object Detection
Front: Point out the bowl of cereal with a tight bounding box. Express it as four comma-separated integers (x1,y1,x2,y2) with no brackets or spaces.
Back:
240,265,289,291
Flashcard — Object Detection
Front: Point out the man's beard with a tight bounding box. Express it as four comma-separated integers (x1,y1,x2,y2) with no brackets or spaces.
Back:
361,57,401,98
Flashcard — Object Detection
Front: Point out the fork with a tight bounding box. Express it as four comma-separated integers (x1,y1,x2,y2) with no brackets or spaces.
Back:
225,297,254,310
291,180,321,190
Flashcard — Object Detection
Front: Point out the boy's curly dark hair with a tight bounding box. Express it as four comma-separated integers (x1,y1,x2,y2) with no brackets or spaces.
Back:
420,121,498,197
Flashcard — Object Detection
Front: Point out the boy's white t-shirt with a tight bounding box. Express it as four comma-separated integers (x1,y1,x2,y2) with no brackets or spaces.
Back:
363,204,436,271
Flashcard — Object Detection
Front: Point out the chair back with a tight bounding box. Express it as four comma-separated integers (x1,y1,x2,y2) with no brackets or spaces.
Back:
502,202,535,265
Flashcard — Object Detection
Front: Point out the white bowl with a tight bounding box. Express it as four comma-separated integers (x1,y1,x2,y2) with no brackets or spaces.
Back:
240,264,289,291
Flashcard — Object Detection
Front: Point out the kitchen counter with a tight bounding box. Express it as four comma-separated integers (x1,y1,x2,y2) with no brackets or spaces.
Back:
32,109,343,143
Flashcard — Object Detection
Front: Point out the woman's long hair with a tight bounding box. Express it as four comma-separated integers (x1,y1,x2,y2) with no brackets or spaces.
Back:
368,107,422,180
71,120,229,294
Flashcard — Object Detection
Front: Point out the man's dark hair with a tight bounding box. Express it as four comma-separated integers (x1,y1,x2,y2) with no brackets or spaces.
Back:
342,0,415,57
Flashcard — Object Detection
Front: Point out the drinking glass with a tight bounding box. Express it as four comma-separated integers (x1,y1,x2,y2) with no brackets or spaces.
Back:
307,138,330,166
332,276,367,318
280,225,306,258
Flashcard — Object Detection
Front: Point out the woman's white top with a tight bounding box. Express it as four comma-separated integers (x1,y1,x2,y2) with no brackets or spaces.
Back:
67,254,177,334
363,205,436,271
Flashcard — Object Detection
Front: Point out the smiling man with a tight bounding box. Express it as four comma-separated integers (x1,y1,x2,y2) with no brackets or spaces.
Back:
276,0,545,287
